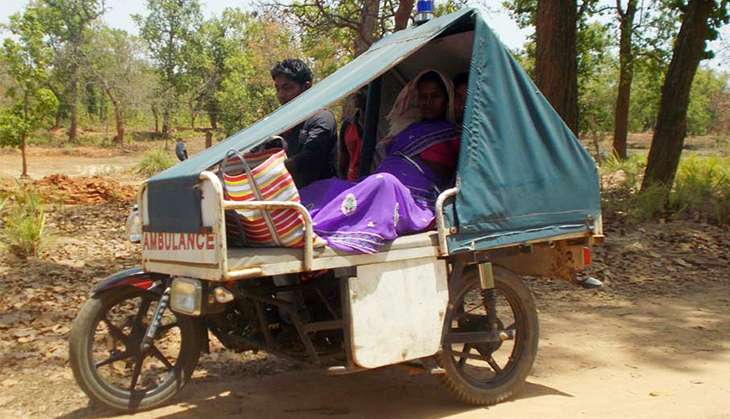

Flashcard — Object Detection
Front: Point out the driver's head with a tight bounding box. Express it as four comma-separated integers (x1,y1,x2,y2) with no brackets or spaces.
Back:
453,72,469,124
271,59,313,105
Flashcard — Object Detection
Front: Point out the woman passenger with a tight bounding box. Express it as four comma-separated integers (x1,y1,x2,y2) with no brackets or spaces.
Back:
299,70,460,254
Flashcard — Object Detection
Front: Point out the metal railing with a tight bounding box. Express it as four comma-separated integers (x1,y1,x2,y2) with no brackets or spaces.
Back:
435,187,458,256
222,200,315,272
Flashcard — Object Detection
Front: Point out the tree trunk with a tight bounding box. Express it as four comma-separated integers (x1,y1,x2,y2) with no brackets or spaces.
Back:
354,0,380,55
113,105,124,147
612,0,638,159
535,0,579,135
641,0,714,191
21,93,29,178
52,111,62,130
20,132,28,179
162,108,171,149
394,0,414,30
344,0,381,118
101,83,125,147
152,105,160,134
205,130,212,148
209,110,218,130
68,64,79,142
162,109,170,138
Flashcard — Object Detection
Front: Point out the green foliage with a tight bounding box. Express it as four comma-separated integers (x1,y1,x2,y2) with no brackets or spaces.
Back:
135,148,176,177
0,7,59,170
687,69,729,135
577,22,616,134
601,153,647,190
629,183,670,222
627,57,666,131
602,153,730,224
670,155,730,223
0,186,47,259
134,0,203,87
134,0,204,131
206,10,297,135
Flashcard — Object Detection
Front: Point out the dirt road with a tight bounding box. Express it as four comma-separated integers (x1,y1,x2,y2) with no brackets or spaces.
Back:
2,282,728,419
1,145,729,418
0,148,146,180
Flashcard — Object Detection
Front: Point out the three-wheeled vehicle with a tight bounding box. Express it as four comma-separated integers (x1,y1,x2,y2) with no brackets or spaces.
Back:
69,8,602,412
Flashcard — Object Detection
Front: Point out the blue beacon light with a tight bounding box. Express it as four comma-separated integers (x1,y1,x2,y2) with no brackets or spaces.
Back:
415,0,434,25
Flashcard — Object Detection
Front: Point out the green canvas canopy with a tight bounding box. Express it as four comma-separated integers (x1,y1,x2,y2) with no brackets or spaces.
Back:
146,7,601,253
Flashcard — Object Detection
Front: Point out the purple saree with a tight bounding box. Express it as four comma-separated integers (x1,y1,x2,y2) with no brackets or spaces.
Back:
299,119,459,254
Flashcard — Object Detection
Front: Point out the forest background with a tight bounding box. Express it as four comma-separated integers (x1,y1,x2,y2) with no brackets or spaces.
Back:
0,0,729,231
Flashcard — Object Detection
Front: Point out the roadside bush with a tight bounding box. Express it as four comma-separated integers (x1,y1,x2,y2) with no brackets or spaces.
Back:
0,186,47,259
135,148,175,177
600,153,646,191
629,183,670,223
669,156,730,224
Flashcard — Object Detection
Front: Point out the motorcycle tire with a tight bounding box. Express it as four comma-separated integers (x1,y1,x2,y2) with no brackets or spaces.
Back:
438,266,539,406
69,285,202,412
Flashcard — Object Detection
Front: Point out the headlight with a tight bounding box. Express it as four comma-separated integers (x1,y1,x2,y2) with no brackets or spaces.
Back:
126,204,141,243
170,277,202,316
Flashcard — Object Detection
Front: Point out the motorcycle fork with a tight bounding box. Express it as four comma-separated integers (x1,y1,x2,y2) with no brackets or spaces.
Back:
478,262,498,333
141,287,170,352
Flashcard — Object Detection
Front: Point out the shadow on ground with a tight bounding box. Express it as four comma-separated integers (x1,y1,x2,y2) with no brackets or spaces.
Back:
59,371,572,419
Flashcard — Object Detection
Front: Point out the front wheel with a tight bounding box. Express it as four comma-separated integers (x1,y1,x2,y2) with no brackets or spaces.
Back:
69,285,202,411
438,266,539,405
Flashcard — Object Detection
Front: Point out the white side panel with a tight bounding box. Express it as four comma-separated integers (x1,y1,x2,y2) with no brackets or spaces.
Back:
348,257,448,369
141,175,224,267
141,232,219,264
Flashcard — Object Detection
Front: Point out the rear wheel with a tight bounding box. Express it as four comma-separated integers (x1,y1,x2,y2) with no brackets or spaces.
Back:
438,266,539,405
69,285,202,411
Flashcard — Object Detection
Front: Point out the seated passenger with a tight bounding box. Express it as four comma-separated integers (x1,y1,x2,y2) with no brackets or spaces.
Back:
299,70,460,254
453,72,469,125
337,88,366,181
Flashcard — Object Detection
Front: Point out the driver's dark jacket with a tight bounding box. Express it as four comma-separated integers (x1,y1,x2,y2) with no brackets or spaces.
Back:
282,109,336,188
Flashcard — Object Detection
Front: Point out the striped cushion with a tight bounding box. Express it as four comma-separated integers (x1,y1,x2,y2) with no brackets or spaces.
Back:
222,149,312,248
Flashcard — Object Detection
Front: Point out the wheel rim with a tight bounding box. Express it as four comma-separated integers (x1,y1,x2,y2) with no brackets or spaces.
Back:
443,277,527,389
86,289,185,406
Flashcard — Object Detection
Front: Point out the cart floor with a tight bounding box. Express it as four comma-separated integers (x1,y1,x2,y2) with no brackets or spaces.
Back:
227,231,440,276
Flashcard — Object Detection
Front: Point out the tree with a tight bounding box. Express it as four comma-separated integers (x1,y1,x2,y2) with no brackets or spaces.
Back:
505,0,599,134
214,11,299,135
641,0,729,192
535,0,582,134
686,67,729,134
39,0,105,143
0,8,59,177
134,0,203,138
276,0,467,118
610,0,679,158
611,0,639,159
577,22,616,146
82,27,146,146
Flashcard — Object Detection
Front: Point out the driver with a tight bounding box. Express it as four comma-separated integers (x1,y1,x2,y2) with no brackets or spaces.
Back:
271,59,337,188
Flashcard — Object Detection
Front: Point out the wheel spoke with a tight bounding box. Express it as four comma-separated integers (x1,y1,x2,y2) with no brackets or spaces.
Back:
486,356,503,374
103,316,132,347
132,298,153,335
457,344,471,368
129,354,145,393
445,348,491,362
149,345,174,370
95,350,132,369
